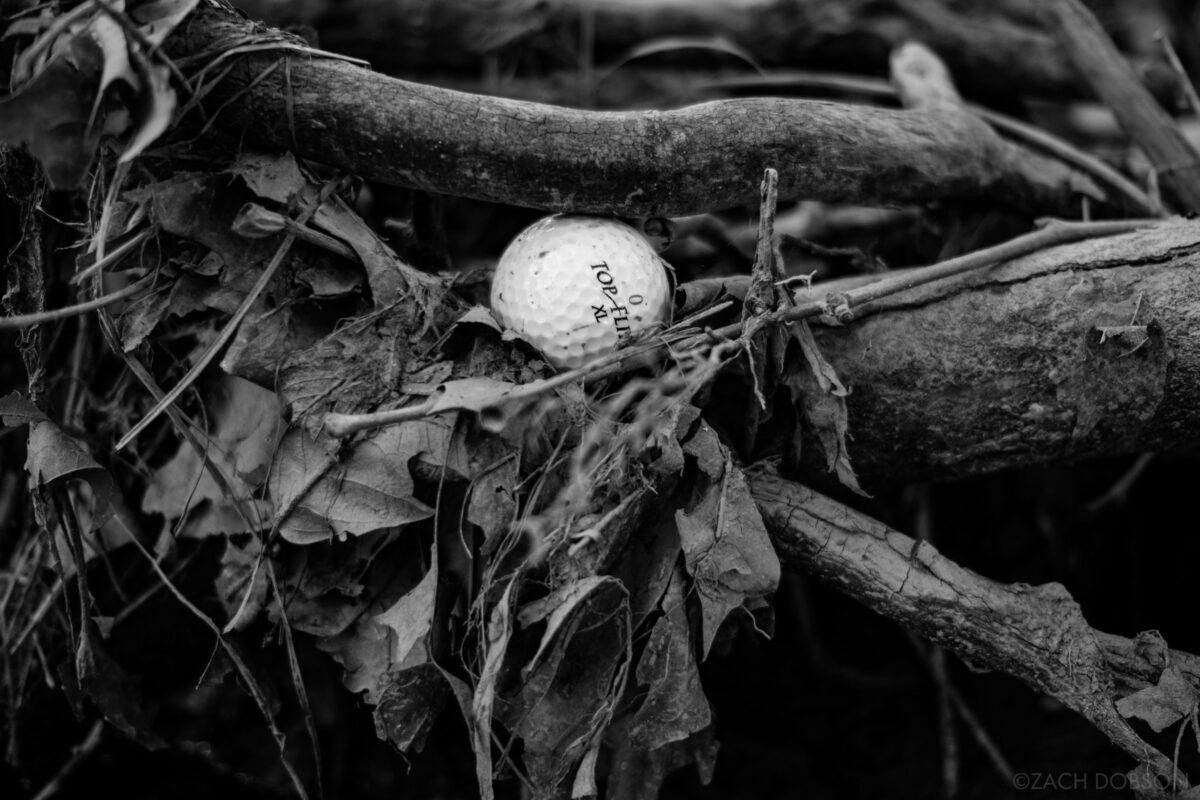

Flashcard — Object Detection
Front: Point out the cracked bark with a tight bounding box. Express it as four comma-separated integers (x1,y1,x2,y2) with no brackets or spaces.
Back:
166,5,1096,218
749,465,1192,785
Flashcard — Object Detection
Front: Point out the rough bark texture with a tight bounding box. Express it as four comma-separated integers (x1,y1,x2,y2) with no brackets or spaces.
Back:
800,219,1200,486
170,5,1095,217
749,466,1189,783
232,0,1180,104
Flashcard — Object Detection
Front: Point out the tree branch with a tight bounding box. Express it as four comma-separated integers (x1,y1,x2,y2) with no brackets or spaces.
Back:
793,218,1200,486
748,465,1193,786
168,5,1099,217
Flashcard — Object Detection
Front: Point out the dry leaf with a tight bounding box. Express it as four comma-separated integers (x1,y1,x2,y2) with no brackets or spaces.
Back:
677,425,779,658
1116,666,1198,733
1,392,114,526
629,567,711,748
502,577,631,795
268,424,434,544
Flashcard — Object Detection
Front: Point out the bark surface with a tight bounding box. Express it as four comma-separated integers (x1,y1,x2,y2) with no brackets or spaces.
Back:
170,6,1095,217
802,219,1200,485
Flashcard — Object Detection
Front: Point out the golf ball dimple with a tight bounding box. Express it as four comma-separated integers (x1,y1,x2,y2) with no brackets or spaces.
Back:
490,215,672,370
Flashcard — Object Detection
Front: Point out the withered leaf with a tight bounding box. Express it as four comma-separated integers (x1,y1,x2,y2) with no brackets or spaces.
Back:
630,567,711,748
373,541,437,667
1,392,114,526
141,376,282,535
374,662,449,753
784,322,866,495
268,424,433,544
1116,666,1198,733
502,577,631,795
677,429,779,658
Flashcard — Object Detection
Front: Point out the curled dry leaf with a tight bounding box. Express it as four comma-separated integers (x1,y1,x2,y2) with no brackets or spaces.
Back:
268,424,434,544
677,421,780,658
500,576,631,795
629,566,711,748
783,321,866,495
0,392,114,526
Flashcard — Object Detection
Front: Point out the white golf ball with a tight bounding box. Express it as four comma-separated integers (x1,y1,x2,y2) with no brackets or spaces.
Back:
490,215,672,370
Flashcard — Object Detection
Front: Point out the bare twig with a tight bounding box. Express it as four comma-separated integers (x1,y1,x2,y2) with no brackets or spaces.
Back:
30,720,104,800
0,275,154,330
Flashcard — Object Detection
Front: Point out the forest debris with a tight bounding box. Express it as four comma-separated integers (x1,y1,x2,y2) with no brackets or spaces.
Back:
0,393,114,527
373,662,450,753
267,424,434,544
141,375,282,534
500,576,630,796
676,423,779,657
1043,0,1200,211
628,567,712,748
373,540,437,666
0,1,194,186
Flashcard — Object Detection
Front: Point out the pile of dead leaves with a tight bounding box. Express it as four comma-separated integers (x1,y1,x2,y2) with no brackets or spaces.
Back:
0,4,865,798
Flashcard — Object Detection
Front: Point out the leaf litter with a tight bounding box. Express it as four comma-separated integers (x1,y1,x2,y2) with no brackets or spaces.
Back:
0,45,876,792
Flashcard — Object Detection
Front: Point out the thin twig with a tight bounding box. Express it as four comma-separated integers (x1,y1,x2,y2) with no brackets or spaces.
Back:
0,275,153,330
1157,31,1200,117
30,719,104,800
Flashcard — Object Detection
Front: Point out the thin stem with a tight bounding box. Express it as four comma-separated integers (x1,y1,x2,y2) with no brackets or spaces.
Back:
0,276,153,330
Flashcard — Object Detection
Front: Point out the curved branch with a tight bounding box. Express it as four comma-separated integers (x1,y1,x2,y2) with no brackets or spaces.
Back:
749,466,1193,786
168,6,1098,217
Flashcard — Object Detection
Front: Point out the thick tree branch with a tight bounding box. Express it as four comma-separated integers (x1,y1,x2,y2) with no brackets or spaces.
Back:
794,218,1200,486
168,6,1098,217
749,466,1193,785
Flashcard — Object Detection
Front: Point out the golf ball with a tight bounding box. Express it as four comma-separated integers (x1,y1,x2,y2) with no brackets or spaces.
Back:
490,215,672,370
